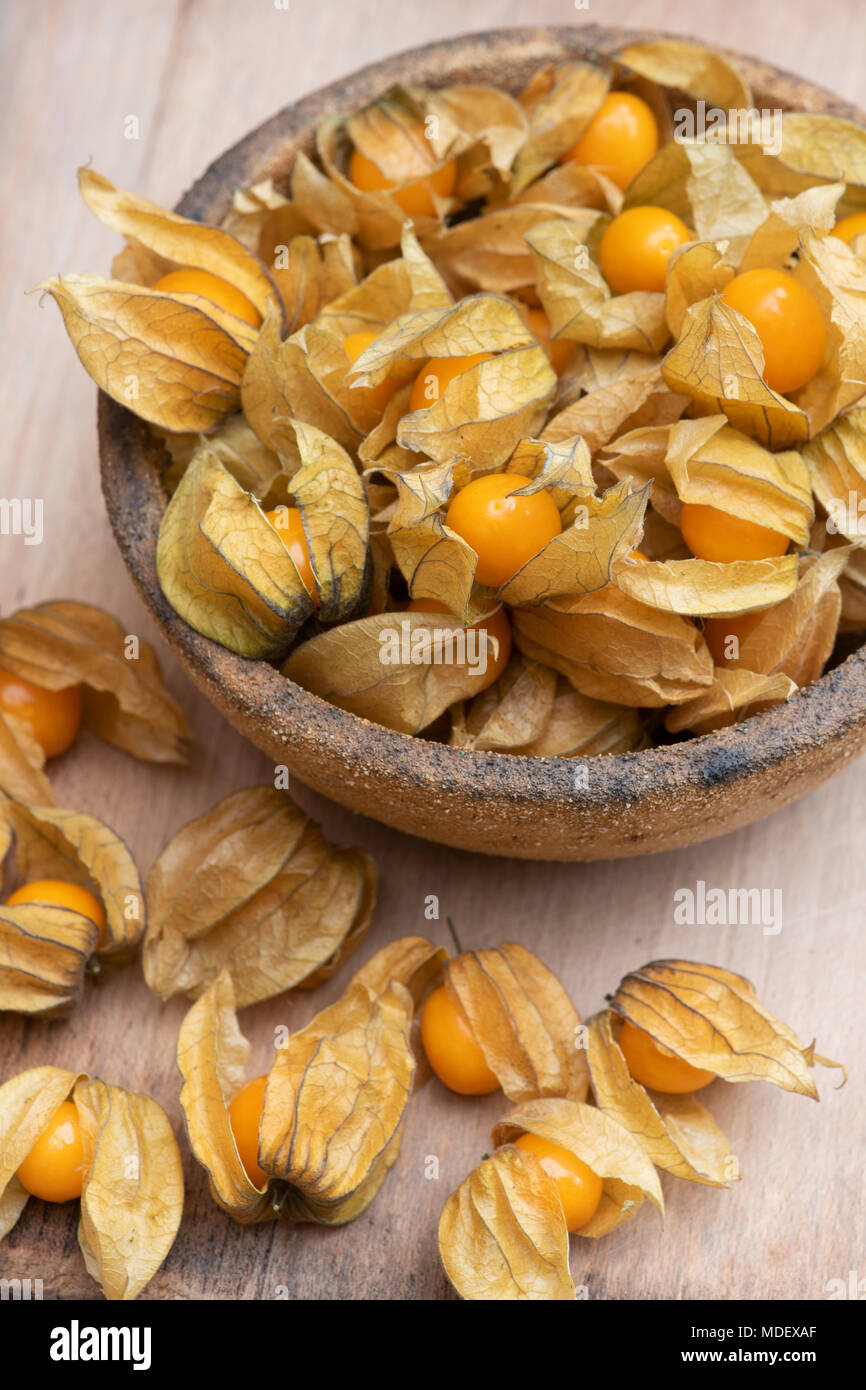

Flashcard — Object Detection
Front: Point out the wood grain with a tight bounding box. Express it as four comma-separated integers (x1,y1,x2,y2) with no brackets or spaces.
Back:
1,0,863,1301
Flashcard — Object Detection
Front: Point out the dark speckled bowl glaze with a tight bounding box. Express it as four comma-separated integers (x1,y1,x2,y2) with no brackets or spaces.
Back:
98,25,866,860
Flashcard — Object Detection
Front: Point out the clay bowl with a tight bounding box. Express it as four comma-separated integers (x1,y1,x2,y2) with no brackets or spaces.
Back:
98,24,866,861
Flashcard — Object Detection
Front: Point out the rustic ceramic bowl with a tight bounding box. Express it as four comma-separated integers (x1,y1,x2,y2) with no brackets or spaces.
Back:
99,24,866,860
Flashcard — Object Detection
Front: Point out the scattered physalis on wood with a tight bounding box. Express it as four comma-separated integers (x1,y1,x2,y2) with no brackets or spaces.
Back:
0,1067,183,1300
0,798,144,1015
143,785,377,1006
177,937,444,1224
436,954,844,1300
0,600,190,804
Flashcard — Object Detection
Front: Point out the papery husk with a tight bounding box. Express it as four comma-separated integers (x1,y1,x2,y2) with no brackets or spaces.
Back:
144,786,376,1006
0,601,190,764
492,1096,664,1237
422,83,529,190
499,479,650,608
177,970,275,1222
0,1067,183,1299
219,177,296,251
438,1146,575,1300
0,714,54,805
839,543,866,628
451,660,646,756
571,346,662,390
738,183,843,275
75,1078,184,1300
422,204,600,295
664,416,814,544
600,422,682,521
754,112,866,200
449,656,557,751
347,290,530,388
283,611,505,734
665,666,797,733
512,61,610,194
0,1067,84,1237
614,553,798,618
610,959,844,1097
240,305,369,457
345,83,457,181
272,418,371,622
513,586,713,706
802,406,866,541
586,1011,736,1186
316,252,412,336
794,231,866,436
78,168,278,319
160,412,285,499
663,296,810,449
623,139,766,242
242,264,414,454
527,218,670,353
444,943,589,1102
542,364,689,455
617,39,752,111
513,680,646,756
512,160,617,213
266,231,358,334
386,461,483,621
506,432,595,498
350,935,448,1007
357,383,417,472
0,903,98,1016
36,273,254,433
5,800,144,958
290,147,368,240
730,548,849,687
315,112,440,250
258,936,435,1223
156,445,314,658
666,240,736,338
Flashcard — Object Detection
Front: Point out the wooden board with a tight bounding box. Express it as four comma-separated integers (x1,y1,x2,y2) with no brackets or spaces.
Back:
1,0,863,1301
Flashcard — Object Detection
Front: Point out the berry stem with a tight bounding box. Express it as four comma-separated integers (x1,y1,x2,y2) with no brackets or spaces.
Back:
446,916,464,956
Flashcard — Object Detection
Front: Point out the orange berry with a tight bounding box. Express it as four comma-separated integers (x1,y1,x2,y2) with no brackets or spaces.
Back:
17,1101,84,1203
831,211,866,244
0,668,82,758
228,1075,268,1188
348,147,457,218
598,205,691,294
445,473,562,589
564,92,659,190
408,352,495,414
152,268,261,328
703,611,764,665
680,503,789,563
420,985,499,1095
513,1132,603,1232
408,599,512,692
343,330,409,415
618,1019,715,1094
722,268,826,395
264,506,317,602
7,879,106,947
525,308,574,376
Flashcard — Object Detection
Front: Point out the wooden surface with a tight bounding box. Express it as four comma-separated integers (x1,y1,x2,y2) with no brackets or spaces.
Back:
2,0,864,1301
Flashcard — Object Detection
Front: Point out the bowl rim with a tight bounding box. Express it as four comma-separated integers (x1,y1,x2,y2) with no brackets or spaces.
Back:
98,22,866,816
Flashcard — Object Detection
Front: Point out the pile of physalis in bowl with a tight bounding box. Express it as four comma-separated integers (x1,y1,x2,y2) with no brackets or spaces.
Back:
40,37,866,756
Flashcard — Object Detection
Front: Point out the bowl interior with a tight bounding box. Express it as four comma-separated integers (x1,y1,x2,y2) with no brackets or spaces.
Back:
98,25,866,860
